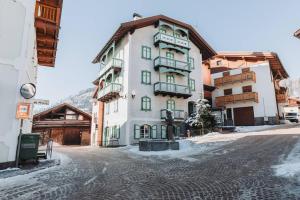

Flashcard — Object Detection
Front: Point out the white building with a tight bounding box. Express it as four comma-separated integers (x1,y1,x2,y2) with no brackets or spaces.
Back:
0,0,62,168
204,52,289,126
91,14,216,146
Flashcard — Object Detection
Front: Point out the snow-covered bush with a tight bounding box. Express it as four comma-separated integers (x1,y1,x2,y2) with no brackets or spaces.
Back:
185,99,216,131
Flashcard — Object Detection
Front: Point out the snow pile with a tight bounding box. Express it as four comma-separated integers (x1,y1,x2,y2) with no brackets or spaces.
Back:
235,125,279,133
123,132,229,160
273,138,300,181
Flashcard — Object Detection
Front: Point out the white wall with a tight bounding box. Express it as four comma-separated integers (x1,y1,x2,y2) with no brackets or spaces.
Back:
211,63,278,119
0,0,37,164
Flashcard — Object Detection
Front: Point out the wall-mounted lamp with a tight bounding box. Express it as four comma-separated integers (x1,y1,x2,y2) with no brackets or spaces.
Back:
131,90,136,99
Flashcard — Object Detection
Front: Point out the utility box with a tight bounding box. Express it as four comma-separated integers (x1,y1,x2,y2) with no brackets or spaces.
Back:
19,133,40,162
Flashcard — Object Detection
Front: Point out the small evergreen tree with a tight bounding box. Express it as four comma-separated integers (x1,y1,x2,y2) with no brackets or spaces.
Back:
185,99,216,133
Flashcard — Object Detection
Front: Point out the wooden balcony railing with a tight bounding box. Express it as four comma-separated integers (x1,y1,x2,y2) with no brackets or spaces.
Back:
214,71,256,87
276,93,288,103
215,92,259,107
35,1,61,24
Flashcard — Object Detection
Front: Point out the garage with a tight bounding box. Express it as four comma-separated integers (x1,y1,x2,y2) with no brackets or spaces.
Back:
233,106,255,126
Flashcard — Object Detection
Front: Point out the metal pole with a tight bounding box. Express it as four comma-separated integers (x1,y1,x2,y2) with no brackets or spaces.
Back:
15,119,23,167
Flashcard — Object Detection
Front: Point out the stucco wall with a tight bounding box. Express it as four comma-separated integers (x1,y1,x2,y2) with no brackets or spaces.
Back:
0,0,37,164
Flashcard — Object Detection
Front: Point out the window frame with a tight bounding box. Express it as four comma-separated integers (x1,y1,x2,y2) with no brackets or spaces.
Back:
141,70,151,85
189,79,196,91
224,88,233,96
141,96,151,111
167,99,175,110
189,57,195,70
141,45,151,60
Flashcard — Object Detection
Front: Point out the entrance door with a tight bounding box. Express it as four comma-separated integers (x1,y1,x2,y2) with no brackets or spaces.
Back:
233,107,255,126
188,101,195,116
63,129,81,145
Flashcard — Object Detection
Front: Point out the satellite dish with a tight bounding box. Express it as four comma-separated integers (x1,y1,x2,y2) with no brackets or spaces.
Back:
20,83,36,99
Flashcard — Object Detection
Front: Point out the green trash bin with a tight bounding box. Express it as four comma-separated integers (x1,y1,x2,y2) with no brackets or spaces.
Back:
19,133,40,162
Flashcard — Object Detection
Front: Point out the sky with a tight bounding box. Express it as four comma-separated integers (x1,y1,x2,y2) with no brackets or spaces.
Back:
36,0,300,104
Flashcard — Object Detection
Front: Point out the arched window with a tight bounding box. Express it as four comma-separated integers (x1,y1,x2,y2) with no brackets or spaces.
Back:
167,99,175,110
141,96,151,111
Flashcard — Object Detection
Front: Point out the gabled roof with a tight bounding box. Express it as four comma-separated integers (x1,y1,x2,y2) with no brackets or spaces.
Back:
294,29,300,39
33,103,91,120
92,15,216,63
207,51,289,79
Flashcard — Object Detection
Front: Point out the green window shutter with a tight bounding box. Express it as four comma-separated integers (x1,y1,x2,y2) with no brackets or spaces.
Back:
189,57,194,70
117,126,120,139
151,125,157,139
134,125,140,139
161,125,167,139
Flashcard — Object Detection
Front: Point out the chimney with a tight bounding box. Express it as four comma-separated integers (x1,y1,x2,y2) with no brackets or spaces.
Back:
133,13,143,21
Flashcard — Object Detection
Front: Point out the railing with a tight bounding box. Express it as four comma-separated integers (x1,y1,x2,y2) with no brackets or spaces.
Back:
99,58,123,78
154,32,189,49
215,92,258,107
276,93,288,103
35,2,60,24
161,109,185,120
154,82,191,95
214,71,256,87
154,57,190,72
98,83,122,100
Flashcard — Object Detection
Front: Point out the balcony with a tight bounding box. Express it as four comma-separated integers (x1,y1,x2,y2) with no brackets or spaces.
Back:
154,32,190,49
154,57,191,75
161,109,185,120
276,93,288,103
215,92,258,107
98,83,122,102
35,0,63,67
154,82,192,98
214,71,256,87
99,58,123,79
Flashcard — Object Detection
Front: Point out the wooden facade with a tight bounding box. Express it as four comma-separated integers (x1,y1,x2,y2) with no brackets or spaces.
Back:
32,103,91,145
35,0,63,67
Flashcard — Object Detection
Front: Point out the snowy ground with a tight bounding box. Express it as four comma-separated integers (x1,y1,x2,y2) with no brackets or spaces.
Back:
273,138,300,182
123,125,300,160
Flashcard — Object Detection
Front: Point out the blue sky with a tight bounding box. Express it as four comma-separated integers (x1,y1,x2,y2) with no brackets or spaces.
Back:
36,0,300,103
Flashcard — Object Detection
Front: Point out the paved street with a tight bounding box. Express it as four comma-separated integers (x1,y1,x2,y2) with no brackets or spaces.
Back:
1,130,300,199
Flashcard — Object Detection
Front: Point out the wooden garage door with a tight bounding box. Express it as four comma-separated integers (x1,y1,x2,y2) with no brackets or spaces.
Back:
233,107,254,126
63,129,81,145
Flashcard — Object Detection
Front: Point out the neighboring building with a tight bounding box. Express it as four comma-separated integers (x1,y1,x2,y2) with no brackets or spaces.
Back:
91,14,216,146
294,29,300,39
32,103,91,145
203,52,289,126
0,0,63,169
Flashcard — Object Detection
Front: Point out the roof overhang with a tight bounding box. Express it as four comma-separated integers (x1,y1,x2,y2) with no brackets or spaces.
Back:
211,52,289,79
92,15,216,64
35,0,63,67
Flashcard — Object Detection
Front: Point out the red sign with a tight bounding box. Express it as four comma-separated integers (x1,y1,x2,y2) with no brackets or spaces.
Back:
16,103,31,119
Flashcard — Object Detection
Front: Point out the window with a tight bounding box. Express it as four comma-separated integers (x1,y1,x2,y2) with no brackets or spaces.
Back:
141,46,151,60
113,99,118,112
216,60,222,66
111,126,120,139
242,68,250,73
134,124,157,139
223,71,230,77
189,57,194,69
242,85,252,93
161,125,167,139
174,32,181,38
166,52,175,66
141,96,151,111
224,89,232,96
189,79,196,91
160,28,166,34
105,102,110,114
166,74,175,83
167,99,175,110
141,71,151,85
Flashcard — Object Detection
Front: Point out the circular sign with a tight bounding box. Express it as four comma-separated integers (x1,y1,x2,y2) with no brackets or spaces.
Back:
20,83,36,99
